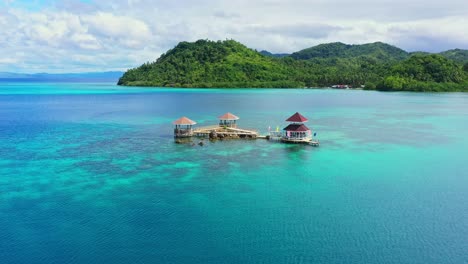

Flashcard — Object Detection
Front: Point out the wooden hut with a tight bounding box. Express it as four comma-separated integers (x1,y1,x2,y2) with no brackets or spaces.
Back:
218,112,239,128
282,112,312,143
173,116,196,138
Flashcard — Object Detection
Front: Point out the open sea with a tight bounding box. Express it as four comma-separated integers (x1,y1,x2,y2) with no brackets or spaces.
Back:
0,82,467,264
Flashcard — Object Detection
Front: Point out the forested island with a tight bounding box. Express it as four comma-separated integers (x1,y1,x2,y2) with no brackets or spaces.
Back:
118,40,468,92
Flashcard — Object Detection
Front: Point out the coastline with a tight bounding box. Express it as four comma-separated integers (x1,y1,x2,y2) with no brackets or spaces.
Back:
117,83,365,90
117,83,468,92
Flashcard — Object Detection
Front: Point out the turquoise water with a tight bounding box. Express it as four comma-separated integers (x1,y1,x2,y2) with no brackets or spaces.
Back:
1,83,467,263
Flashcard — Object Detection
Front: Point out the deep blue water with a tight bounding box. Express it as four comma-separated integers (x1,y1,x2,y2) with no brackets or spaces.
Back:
1,83,467,263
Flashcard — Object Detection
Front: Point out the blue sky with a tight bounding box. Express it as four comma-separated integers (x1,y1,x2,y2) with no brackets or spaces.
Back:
0,0,467,73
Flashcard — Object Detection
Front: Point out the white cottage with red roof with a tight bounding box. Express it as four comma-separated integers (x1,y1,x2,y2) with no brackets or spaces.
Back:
281,112,316,144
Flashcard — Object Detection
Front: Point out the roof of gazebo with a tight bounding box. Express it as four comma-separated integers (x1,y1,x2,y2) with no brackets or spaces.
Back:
218,112,239,120
286,112,308,123
283,124,310,132
173,116,197,125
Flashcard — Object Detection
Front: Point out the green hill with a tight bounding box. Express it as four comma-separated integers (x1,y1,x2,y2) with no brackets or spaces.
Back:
118,39,468,92
118,40,301,88
290,42,409,62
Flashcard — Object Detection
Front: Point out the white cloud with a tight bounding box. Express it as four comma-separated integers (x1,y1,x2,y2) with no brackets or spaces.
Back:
0,0,467,73
82,12,151,46
70,33,102,50
0,58,18,64
386,16,468,51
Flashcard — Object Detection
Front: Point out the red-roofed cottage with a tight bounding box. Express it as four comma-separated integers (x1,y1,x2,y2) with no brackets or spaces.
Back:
282,112,312,143
218,112,239,128
173,116,197,138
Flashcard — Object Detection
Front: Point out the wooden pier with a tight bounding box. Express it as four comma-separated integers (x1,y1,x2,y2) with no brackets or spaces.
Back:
172,111,320,146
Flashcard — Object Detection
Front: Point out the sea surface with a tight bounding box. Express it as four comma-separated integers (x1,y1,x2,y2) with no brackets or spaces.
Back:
1,82,467,264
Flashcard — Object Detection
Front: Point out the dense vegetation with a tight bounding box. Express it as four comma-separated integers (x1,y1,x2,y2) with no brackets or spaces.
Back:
118,39,468,92
378,55,467,91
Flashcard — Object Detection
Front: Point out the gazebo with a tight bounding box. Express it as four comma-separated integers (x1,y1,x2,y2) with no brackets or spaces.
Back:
218,112,239,128
173,116,197,138
282,112,312,142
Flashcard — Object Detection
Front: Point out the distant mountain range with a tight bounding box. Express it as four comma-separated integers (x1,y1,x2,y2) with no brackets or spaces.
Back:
259,50,290,58
118,39,468,92
0,71,124,82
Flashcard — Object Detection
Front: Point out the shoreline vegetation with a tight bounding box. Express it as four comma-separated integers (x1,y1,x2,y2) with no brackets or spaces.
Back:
118,40,468,92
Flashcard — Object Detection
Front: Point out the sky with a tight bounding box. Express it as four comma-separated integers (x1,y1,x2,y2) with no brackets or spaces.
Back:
0,0,467,73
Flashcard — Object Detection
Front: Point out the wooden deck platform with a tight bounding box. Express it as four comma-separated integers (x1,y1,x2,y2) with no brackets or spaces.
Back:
280,138,320,146
193,125,259,139
267,132,320,146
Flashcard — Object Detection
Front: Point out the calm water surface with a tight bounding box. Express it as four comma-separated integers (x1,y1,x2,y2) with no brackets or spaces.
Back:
1,83,467,263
